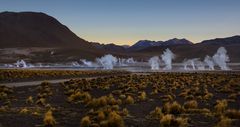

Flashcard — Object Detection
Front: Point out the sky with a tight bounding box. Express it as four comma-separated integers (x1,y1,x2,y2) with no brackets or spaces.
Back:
0,0,240,45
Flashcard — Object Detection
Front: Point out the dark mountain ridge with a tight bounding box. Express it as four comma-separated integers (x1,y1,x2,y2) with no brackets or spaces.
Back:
0,11,240,62
0,11,92,49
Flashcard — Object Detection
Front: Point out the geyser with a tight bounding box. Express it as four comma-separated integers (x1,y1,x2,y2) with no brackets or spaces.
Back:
148,56,161,70
204,55,215,70
183,58,199,70
118,57,136,66
71,61,81,67
212,47,230,70
80,59,93,67
96,54,117,69
161,48,175,70
15,60,27,68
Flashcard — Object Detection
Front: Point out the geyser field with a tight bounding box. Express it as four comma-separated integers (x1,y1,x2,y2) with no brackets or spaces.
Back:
1,47,240,127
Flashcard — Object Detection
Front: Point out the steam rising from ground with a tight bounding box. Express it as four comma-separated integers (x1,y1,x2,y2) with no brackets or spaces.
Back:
96,54,117,69
15,60,27,68
118,58,136,66
204,55,214,70
2,47,233,71
148,48,175,70
161,48,175,70
183,58,198,70
148,56,161,70
182,47,230,71
80,59,93,67
213,47,230,70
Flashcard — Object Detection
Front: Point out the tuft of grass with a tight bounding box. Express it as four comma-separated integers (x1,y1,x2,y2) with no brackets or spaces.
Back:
119,94,126,100
108,94,118,105
160,114,174,127
26,96,34,104
108,111,125,127
175,117,188,127
80,116,91,127
215,116,232,127
122,108,129,116
162,101,184,115
160,114,188,127
149,107,163,119
125,96,134,104
99,96,108,106
184,100,198,109
203,92,213,100
19,107,29,114
43,110,56,127
138,91,147,101
36,98,46,106
214,99,228,115
98,111,105,121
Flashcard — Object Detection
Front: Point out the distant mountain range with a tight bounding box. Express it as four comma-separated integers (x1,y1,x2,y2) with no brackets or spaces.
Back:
0,11,240,63
127,38,193,51
201,35,240,45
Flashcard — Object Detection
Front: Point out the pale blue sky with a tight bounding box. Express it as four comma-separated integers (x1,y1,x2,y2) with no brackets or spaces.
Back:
1,0,240,45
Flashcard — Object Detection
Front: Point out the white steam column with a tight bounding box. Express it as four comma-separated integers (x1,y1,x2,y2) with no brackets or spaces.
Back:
96,54,117,69
80,59,93,67
15,60,27,68
161,48,175,70
148,56,161,70
204,55,215,70
212,47,230,70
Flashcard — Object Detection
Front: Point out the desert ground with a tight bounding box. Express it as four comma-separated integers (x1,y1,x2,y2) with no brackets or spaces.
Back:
0,69,240,127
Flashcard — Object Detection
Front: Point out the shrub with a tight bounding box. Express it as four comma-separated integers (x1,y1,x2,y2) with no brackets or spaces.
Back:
98,111,105,121
149,107,163,119
214,99,228,114
161,95,174,102
67,91,82,102
215,116,232,127
117,99,122,105
138,91,147,101
108,111,125,127
82,92,92,103
125,96,134,104
151,89,158,95
160,114,173,127
0,92,7,100
170,101,183,115
119,94,126,100
162,101,183,115
184,100,198,109
175,117,188,127
108,94,118,105
36,98,46,106
162,102,171,114
112,105,120,111
26,96,34,104
99,96,108,106
43,110,56,127
203,92,213,100
122,108,129,116
80,116,91,127
160,114,188,127
19,108,29,114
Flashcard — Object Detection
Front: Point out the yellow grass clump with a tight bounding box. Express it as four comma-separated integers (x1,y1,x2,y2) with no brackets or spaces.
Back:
80,116,91,127
43,110,56,127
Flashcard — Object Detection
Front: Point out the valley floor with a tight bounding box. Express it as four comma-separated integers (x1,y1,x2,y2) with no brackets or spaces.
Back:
0,71,240,127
